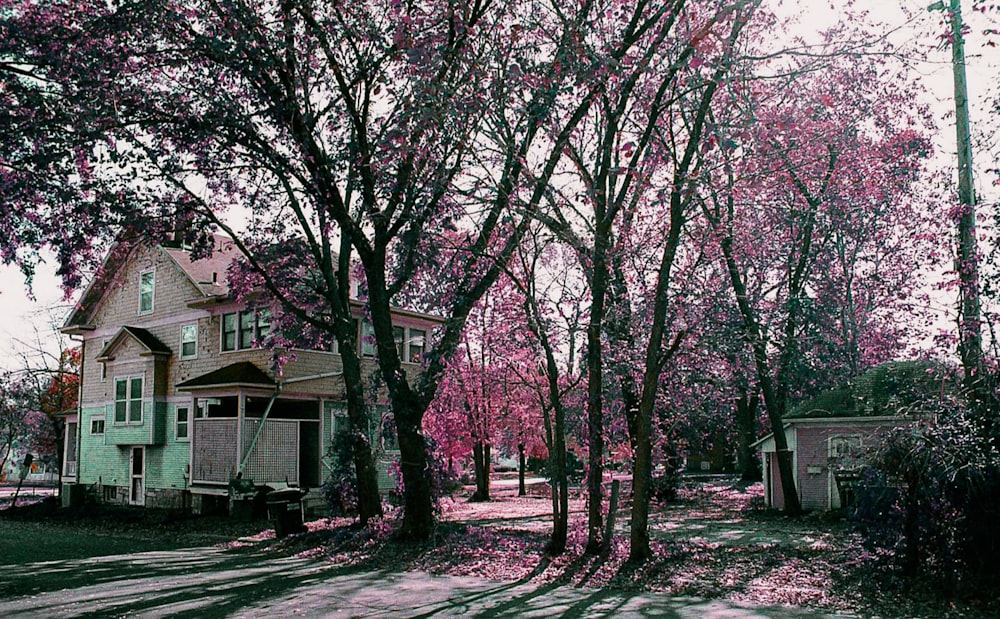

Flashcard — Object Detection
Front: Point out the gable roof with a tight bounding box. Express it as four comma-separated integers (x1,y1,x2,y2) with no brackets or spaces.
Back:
62,234,238,332
176,361,276,390
162,235,236,298
96,326,172,360
61,232,445,334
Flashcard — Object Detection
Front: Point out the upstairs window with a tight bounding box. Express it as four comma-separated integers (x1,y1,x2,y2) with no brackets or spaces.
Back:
361,321,377,357
222,309,271,352
176,406,190,441
394,326,405,359
91,417,105,435
139,269,155,314
114,376,143,424
408,329,426,363
180,324,198,359
332,319,360,356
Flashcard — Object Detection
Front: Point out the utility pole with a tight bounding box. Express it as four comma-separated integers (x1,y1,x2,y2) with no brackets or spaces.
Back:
931,0,982,392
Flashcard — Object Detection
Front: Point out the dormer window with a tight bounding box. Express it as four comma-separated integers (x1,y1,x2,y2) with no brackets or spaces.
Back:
139,269,155,314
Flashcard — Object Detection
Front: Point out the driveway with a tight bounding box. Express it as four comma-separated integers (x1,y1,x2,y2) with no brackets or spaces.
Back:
0,543,849,618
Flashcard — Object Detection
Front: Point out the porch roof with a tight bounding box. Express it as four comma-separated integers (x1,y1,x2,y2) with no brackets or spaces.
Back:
176,361,276,390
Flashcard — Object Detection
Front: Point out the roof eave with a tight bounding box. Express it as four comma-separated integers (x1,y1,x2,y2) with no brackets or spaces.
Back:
177,382,276,392
61,324,97,335
187,294,232,309
784,414,930,424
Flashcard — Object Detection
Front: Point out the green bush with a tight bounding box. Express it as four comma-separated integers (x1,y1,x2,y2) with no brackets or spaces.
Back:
853,398,1000,588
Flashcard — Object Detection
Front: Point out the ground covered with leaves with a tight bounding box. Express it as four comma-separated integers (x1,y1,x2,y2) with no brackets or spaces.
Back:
258,477,998,618
4,479,997,617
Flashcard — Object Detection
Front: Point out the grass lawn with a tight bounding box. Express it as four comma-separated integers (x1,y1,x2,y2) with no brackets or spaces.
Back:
0,520,186,565
0,496,270,566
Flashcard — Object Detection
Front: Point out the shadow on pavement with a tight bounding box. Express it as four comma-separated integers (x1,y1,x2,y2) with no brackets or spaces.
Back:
0,542,847,618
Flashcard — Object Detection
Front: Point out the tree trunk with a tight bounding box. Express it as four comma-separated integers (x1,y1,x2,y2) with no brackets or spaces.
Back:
736,393,762,482
518,442,527,497
470,441,491,502
584,227,611,555
338,332,384,524
394,391,435,539
531,300,569,555
363,261,436,539
547,408,569,554
719,235,803,516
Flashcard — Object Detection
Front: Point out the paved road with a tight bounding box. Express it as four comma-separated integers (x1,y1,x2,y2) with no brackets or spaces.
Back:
0,544,850,618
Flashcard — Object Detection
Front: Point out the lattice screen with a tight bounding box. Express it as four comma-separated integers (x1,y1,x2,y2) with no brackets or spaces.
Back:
241,419,299,485
191,419,238,483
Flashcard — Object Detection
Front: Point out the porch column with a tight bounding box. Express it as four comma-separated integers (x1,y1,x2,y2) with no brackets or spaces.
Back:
236,392,245,476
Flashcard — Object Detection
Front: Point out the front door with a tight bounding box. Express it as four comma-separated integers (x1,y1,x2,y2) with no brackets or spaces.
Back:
130,446,145,506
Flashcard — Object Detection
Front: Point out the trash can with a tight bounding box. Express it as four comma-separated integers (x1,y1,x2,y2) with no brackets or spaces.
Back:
267,487,308,538
229,477,259,520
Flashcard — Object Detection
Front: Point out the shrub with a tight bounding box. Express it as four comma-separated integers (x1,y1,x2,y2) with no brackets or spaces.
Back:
852,398,1000,588
321,430,360,517
650,453,683,503
385,435,461,515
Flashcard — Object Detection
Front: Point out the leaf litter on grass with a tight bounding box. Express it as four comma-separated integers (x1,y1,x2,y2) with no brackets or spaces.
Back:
264,477,997,618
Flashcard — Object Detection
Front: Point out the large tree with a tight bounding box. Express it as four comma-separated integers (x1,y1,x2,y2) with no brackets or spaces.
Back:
700,40,942,514
532,0,760,557
2,0,685,538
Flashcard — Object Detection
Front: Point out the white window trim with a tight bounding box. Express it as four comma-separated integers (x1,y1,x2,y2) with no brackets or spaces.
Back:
828,434,863,459
113,375,144,425
90,417,105,435
175,406,190,442
180,323,198,360
138,268,155,315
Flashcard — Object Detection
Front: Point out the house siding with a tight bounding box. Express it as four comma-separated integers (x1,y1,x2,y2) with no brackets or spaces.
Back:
78,406,129,487
69,239,439,511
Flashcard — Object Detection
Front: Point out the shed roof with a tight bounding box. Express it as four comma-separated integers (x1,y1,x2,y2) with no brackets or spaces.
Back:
785,360,955,420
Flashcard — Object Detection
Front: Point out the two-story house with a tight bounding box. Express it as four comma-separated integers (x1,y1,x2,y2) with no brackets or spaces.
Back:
60,234,439,514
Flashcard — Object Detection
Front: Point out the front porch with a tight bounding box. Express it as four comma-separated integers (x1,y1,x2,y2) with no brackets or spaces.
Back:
190,414,320,489
178,362,322,496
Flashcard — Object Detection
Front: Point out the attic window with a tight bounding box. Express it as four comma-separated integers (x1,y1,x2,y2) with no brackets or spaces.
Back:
139,269,155,314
